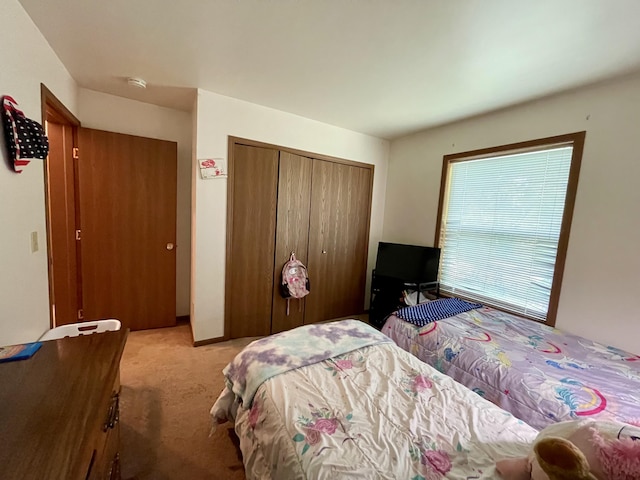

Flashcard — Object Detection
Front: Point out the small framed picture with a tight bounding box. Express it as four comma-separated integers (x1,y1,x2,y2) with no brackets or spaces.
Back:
198,158,227,179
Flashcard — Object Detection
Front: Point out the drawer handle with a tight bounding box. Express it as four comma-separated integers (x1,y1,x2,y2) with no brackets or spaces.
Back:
107,452,120,480
103,392,120,432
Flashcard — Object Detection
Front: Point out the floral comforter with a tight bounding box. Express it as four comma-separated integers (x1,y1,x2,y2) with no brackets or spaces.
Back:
382,306,640,431
211,323,537,479
223,319,391,407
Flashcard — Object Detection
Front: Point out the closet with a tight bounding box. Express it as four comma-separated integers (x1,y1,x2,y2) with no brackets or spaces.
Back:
225,138,373,339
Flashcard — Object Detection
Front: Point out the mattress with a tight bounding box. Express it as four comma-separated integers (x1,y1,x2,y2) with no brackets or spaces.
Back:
211,321,537,479
383,306,640,430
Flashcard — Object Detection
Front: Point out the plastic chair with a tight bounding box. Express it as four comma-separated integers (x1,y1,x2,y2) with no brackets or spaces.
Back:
39,319,122,341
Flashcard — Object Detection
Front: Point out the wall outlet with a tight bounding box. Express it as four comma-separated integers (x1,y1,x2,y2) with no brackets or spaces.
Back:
30,231,39,253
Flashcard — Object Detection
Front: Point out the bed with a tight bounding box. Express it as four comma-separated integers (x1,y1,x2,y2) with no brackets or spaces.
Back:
211,320,537,479
382,302,640,431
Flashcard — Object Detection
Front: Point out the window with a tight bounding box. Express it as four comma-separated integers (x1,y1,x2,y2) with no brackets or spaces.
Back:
435,132,585,325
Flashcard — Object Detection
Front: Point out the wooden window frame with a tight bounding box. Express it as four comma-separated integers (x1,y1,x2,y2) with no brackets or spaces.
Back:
434,131,586,326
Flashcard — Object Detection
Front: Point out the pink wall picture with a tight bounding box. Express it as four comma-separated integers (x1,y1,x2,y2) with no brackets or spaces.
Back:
198,158,227,179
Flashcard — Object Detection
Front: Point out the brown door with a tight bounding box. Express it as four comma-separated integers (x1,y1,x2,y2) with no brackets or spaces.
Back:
77,128,177,331
46,121,80,326
226,144,279,338
271,152,313,334
305,160,372,324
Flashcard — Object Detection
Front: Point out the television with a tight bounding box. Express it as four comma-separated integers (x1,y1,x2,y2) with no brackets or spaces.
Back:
375,242,440,283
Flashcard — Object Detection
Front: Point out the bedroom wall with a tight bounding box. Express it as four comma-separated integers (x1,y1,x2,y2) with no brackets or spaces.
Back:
77,88,193,317
0,0,78,345
192,89,390,342
383,71,640,354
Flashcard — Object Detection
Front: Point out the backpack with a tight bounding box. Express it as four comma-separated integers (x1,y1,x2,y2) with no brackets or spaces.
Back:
280,252,310,315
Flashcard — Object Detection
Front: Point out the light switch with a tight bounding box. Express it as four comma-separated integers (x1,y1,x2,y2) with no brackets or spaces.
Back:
30,231,39,253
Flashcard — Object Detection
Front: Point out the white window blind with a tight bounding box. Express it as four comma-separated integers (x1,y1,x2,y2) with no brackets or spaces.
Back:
438,145,573,321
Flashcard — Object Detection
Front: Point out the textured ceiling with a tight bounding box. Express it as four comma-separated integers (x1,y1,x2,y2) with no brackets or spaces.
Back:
20,0,640,139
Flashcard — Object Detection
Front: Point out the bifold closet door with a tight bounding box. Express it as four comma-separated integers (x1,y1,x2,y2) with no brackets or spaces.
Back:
305,160,372,324
227,145,279,338
271,152,313,334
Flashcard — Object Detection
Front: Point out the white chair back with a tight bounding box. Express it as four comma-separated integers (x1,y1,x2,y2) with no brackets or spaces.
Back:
39,319,121,341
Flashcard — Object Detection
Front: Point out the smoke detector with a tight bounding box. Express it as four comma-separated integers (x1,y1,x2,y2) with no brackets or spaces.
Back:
127,77,147,89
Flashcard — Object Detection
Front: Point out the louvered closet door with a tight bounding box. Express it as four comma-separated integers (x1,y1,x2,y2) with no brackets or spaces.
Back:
305,160,372,324
227,144,279,338
271,152,313,333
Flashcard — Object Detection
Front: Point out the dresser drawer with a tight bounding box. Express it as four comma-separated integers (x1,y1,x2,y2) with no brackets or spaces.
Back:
87,380,121,480
87,420,120,480
1,329,128,480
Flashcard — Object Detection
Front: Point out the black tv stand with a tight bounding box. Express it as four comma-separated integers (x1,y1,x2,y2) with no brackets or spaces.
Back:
369,270,439,330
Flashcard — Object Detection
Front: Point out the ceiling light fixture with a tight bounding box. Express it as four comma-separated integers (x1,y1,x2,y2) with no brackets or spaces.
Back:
127,77,147,89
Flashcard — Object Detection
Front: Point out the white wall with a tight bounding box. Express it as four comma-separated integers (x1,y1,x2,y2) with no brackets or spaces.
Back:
77,89,192,317
384,72,640,354
0,0,78,345
192,89,389,341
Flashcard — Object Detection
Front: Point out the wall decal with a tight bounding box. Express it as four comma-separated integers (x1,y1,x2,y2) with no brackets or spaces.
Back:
198,157,227,179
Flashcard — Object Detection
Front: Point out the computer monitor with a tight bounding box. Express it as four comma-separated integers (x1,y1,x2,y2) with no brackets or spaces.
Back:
375,242,440,283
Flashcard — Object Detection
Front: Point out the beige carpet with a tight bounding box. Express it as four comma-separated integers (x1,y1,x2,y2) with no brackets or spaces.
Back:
119,324,255,480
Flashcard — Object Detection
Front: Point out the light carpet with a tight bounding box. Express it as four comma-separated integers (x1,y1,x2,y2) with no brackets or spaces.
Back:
119,324,255,480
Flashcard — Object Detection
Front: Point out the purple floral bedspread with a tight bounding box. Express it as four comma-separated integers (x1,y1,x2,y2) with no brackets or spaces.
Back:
382,306,640,430
224,320,391,407
212,340,536,479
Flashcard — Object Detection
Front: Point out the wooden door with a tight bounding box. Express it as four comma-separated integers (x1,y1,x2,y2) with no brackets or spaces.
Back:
226,144,279,338
305,160,372,324
46,121,80,326
271,152,313,334
77,128,177,331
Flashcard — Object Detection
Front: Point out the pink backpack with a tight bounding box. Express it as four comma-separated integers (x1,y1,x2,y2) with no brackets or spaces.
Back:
280,253,310,315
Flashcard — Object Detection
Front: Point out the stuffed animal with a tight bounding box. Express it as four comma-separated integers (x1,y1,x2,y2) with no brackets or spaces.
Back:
496,419,640,480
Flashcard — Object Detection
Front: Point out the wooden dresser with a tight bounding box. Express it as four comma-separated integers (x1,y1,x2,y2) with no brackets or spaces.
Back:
0,329,128,480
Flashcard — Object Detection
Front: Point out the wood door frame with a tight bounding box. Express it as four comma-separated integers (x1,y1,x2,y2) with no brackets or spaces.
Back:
230,136,376,170
224,136,375,340
41,84,81,328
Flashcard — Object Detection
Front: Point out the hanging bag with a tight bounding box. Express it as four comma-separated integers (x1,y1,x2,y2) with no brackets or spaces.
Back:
280,252,310,315
1,96,49,173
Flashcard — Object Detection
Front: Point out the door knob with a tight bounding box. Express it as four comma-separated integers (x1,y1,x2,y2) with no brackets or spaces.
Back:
322,250,327,254
166,243,175,251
